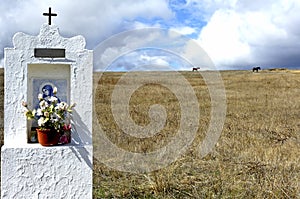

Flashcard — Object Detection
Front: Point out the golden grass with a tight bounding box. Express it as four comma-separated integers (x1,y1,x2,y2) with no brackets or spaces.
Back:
93,69,300,198
0,69,299,198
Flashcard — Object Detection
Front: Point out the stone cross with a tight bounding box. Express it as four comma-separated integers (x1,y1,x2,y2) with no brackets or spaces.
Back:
43,7,57,25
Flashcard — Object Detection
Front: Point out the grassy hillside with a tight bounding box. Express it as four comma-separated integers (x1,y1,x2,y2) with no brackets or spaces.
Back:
0,68,299,198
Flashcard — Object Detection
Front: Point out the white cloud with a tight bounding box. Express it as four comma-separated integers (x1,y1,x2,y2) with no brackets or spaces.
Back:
170,26,196,35
140,54,169,66
56,0,172,45
101,50,175,71
93,28,168,71
197,9,251,67
182,39,215,70
130,21,161,29
0,0,172,55
196,0,300,68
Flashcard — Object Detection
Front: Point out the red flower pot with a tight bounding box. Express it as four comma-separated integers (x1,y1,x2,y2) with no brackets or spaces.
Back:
37,128,60,146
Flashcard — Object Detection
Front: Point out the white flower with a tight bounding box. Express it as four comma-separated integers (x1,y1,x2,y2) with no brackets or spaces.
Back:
38,93,43,101
36,109,43,116
39,100,48,109
38,117,46,126
44,111,50,117
56,102,68,111
50,116,58,123
53,87,57,95
49,96,58,103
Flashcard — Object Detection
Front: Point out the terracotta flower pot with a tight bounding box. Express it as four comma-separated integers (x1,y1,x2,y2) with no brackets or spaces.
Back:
37,128,60,146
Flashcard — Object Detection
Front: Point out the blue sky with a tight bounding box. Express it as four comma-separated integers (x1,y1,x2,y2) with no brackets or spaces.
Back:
1,0,300,70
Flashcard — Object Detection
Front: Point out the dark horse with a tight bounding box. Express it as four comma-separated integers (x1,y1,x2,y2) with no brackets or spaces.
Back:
252,66,261,72
192,67,200,71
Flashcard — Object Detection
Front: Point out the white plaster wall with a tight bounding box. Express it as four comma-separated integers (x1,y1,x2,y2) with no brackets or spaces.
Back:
1,146,92,199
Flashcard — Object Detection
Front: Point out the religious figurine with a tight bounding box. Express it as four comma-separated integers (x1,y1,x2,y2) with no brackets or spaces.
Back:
41,84,61,104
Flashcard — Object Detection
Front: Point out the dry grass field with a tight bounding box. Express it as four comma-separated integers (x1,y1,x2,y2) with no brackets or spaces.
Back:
93,69,300,198
1,68,300,198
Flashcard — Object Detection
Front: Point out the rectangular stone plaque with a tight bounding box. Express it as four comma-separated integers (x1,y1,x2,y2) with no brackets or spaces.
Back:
34,48,65,58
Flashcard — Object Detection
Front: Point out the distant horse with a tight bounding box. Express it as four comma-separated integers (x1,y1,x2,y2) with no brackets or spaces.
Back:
192,67,200,71
252,67,261,72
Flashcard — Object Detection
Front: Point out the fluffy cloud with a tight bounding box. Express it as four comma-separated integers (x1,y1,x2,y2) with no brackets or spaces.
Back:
93,28,195,71
197,9,251,68
111,52,173,71
0,0,172,68
196,0,300,69
55,0,172,46
170,26,196,36
107,49,194,71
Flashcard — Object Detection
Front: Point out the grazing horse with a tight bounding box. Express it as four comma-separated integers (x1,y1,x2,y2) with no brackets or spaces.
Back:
252,66,261,72
192,67,200,71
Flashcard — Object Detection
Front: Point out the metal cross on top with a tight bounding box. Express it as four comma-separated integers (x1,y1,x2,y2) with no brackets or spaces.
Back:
43,7,57,25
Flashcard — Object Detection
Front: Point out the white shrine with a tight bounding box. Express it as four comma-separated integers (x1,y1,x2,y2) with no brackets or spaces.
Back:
1,20,93,198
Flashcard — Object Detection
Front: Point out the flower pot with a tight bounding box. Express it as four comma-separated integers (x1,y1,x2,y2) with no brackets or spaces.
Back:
37,128,60,146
